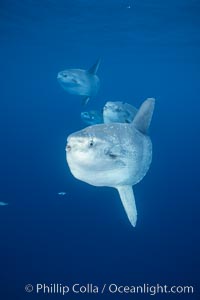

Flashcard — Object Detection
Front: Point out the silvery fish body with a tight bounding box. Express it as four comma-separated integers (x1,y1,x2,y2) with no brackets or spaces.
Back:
103,101,137,124
66,98,155,227
57,59,101,105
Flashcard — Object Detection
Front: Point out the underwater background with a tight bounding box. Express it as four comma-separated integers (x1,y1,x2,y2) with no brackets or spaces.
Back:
0,0,200,299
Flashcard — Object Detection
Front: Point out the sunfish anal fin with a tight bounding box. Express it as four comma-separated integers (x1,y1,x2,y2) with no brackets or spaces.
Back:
87,58,101,75
82,96,90,106
116,185,137,227
132,98,155,134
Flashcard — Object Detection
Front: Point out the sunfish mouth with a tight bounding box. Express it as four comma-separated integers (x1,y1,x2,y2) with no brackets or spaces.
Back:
57,73,63,79
57,72,79,83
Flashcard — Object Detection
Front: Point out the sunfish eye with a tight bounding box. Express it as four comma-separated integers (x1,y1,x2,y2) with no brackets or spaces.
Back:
62,73,68,78
89,139,94,147
66,144,71,152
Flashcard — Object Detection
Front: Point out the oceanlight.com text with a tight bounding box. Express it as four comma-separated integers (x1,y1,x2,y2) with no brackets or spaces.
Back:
25,282,195,296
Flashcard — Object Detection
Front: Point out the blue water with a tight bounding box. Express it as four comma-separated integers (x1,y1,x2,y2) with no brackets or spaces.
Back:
0,0,200,299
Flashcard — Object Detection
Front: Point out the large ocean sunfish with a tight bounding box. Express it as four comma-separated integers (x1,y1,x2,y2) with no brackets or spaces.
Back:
57,58,101,105
66,98,155,227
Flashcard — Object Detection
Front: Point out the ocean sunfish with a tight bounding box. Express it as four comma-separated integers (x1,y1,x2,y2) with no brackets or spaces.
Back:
103,101,138,124
57,58,101,105
81,110,103,125
81,101,137,126
66,98,155,227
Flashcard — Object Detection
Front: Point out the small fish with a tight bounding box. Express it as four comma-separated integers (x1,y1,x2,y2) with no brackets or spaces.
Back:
81,110,103,125
0,202,8,206
57,58,101,105
57,192,66,196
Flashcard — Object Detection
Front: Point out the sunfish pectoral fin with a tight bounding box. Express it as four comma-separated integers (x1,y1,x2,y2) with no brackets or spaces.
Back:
116,185,137,227
132,98,155,134
82,96,90,106
87,57,101,75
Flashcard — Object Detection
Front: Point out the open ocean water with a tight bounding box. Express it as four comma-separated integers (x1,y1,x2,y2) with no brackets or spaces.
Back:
0,0,200,299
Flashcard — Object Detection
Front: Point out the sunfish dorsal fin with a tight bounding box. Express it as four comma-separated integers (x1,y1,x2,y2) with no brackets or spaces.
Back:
87,58,101,75
116,185,137,227
132,98,155,134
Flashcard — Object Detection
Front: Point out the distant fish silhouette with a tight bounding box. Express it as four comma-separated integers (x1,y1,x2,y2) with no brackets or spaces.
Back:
57,192,66,196
0,202,8,206
57,58,101,105
81,110,103,125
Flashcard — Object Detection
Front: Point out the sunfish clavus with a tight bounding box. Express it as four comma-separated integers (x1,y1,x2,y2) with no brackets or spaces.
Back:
57,58,101,105
66,98,155,227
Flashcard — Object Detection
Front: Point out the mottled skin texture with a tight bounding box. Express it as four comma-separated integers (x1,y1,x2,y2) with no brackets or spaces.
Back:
66,123,152,187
